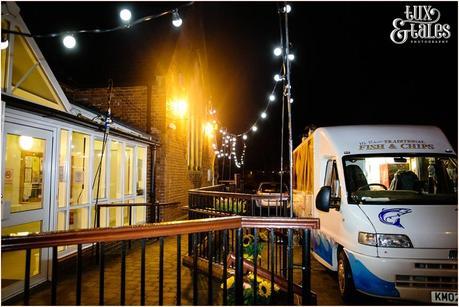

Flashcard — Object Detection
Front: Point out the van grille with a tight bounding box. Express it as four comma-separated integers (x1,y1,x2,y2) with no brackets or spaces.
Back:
415,263,458,270
396,275,458,290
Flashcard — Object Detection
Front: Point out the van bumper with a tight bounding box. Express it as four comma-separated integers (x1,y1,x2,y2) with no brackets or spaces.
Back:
345,249,458,303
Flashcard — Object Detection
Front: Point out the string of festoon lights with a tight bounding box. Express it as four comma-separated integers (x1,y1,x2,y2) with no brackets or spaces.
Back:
0,2,193,50
209,3,294,170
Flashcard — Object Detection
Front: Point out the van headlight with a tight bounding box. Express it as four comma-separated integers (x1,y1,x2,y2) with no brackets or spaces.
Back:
358,232,413,248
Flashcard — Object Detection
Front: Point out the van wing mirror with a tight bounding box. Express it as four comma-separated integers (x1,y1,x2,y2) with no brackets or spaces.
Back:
316,186,331,212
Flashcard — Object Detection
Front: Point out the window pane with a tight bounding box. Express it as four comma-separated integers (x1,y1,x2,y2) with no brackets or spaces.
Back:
1,221,42,288
70,132,90,206
57,211,66,231
69,208,88,230
58,130,68,208
93,139,106,199
123,205,131,226
125,146,134,195
3,134,45,213
109,207,121,227
57,211,66,252
135,197,146,224
136,147,146,196
110,141,122,200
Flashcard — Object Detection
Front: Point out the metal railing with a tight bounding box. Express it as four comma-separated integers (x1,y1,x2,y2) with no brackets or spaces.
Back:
189,184,290,217
1,216,319,306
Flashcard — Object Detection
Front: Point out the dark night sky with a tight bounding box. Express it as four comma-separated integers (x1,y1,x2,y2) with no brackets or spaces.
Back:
17,1,458,171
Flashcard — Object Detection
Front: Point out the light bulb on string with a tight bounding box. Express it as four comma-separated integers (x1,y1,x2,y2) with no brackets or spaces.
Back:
0,40,9,50
269,94,276,102
63,35,76,49
289,98,294,103
274,74,283,82
273,47,282,56
172,9,183,27
261,112,267,119
242,134,248,140
252,125,258,132
120,9,132,23
284,4,292,13
288,54,295,61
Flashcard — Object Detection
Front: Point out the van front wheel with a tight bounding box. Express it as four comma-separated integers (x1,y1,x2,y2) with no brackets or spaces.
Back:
338,250,355,302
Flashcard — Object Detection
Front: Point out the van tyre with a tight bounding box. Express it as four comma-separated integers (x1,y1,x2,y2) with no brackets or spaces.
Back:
338,249,356,303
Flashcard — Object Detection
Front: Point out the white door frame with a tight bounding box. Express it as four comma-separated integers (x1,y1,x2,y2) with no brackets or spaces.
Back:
1,122,54,300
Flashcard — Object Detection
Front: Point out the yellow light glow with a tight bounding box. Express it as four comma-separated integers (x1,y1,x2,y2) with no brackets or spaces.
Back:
171,99,188,118
19,135,33,150
204,121,218,138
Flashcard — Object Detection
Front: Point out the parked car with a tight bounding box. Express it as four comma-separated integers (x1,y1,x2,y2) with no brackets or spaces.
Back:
255,182,289,208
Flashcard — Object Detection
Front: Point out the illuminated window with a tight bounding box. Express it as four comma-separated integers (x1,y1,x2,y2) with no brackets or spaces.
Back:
109,141,122,200
58,130,68,208
69,208,88,230
93,139,106,199
70,132,90,206
124,146,134,195
11,27,64,110
136,147,146,196
135,197,146,224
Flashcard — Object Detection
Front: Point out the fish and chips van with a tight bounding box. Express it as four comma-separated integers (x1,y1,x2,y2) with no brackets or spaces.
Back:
293,125,457,304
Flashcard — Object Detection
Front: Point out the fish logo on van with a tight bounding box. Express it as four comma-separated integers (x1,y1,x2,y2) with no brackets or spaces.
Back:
378,208,412,229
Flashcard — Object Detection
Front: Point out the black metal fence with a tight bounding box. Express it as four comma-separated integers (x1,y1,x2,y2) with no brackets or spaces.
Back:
1,216,318,306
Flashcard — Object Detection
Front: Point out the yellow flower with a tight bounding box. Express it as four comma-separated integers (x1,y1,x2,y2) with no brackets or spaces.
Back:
243,234,254,247
258,280,272,298
243,253,254,261
221,276,235,289
258,229,269,241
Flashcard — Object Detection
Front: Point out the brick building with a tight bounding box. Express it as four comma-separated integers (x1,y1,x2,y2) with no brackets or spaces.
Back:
63,7,215,220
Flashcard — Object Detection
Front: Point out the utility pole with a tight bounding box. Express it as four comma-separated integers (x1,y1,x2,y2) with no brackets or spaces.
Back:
284,3,294,218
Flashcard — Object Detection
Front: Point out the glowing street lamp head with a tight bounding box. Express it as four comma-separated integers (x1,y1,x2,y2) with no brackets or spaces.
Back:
273,47,282,57
63,35,76,49
120,9,132,23
171,99,187,118
269,94,276,102
172,10,183,28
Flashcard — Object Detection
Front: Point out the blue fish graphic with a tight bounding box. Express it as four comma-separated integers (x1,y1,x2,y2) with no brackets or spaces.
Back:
378,208,412,229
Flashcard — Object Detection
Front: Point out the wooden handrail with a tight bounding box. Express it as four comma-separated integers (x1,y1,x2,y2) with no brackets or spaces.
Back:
1,217,241,252
1,216,319,252
241,216,319,229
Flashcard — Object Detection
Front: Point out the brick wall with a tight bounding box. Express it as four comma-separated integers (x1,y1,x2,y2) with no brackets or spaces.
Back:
70,77,213,221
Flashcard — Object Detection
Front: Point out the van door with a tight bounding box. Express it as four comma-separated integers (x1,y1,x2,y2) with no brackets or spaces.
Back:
313,159,342,269
1,123,53,300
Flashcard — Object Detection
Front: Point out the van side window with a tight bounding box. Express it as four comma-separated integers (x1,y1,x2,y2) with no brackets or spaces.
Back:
325,160,341,206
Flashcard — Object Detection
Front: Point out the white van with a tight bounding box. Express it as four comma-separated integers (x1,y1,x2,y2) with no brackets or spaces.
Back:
293,125,457,304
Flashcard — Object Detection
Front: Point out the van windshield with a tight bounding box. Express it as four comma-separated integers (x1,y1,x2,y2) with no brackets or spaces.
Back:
343,155,458,204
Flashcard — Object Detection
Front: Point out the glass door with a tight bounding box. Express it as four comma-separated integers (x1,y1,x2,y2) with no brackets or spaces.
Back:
1,123,52,300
